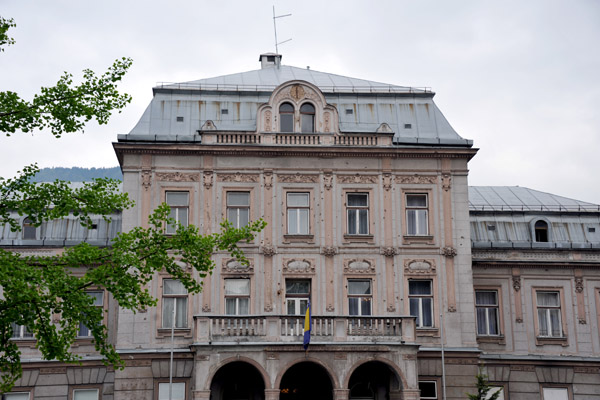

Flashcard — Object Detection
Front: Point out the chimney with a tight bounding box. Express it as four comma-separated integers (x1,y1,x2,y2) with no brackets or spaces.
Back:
259,53,282,69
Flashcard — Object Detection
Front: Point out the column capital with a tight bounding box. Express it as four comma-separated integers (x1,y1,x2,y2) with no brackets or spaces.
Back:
265,388,280,400
333,388,350,400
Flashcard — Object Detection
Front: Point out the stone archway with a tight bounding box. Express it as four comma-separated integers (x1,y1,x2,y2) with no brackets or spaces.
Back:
210,361,266,400
279,361,334,400
347,361,401,400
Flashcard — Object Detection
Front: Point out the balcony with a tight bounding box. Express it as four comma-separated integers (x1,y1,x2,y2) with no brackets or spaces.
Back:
200,132,394,147
194,315,416,344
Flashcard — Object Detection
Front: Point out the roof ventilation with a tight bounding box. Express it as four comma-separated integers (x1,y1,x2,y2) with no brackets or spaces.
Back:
259,53,282,69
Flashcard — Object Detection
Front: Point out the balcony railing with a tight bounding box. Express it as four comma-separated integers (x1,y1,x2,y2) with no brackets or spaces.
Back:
194,315,416,344
200,132,394,147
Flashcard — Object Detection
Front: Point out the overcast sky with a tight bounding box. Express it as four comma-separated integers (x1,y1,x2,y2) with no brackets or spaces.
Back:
2,1,599,204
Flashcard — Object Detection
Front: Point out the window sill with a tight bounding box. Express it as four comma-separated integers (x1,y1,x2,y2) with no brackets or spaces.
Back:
10,338,37,349
416,327,439,337
283,234,315,244
402,235,434,245
343,234,374,243
157,328,192,339
536,336,568,346
477,335,506,345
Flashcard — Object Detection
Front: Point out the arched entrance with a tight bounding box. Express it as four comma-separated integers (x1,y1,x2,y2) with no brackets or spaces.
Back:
210,361,266,400
348,361,400,400
280,361,333,400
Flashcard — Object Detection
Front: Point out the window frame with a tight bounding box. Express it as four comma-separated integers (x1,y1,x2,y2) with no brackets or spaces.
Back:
285,279,311,315
532,287,568,345
405,193,429,236
345,192,370,236
3,391,32,400
224,278,251,315
10,322,34,340
475,289,501,337
160,278,190,330
22,217,37,240
165,191,190,235
540,385,571,400
418,379,438,400
286,192,310,235
408,279,434,328
300,102,315,133
70,387,100,400
77,290,106,338
279,102,295,133
534,289,564,338
156,380,188,400
226,191,250,229
347,279,373,316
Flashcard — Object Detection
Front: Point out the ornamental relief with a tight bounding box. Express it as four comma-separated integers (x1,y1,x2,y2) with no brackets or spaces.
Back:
277,173,319,183
217,172,259,183
203,171,213,189
263,171,273,190
282,258,315,274
395,175,437,184
155,172,200,182
264,110,272,132
141,169,152,191
221,258,254,274
343,259,376,274
404,259,436,275
337,174,378,184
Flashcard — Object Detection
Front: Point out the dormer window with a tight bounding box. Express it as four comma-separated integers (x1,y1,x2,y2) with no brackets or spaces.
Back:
300,103,315,133
534,220,549,242
279,103,294,132
22,218,36,240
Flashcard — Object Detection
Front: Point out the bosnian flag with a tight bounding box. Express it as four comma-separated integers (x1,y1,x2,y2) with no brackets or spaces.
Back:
303,300,311,350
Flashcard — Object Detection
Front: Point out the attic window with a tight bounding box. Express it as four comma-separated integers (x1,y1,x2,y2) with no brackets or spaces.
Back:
221,109,229,115
487,225,496,231
345,109,353,115
534,220,549,242
267,56,275,62
404,123,412,129
176,116,184,122
589,227,596,233
22,218,36,240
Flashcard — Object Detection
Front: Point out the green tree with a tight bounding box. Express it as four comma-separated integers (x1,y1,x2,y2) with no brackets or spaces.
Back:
0,17,265,392
467,367,501,400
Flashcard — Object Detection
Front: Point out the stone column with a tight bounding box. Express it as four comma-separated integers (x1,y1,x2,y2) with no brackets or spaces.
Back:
333,389,350,400
265,388,280,400
192,390,211,400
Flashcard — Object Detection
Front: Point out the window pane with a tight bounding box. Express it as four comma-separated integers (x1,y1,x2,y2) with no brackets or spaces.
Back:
417,210,428,234
159,382,186,400
286,280,310,294
225,298,236,315
280,103,294,113
349,280,371,295
349,298,359,316
299,300,308,316
407,210,417,235
549,309,561,336
348,210,357,235
476,308,488,335
287,300,295,315
287,193,309,207
409,298,420,325
538,309,548,336
476,291,497,305
409,280,431,295
4,393,30,400
421,298,433,327
537,292,559,306
288,209,299,234
419,381,437,399
176,297,187,328
301,114,314,133
280,114,293,132
300,103,315,113
407,194,427,207
73,389,99,400
297,209,309,234
227,208,238,225
178,208,188,227
163,298,174,328
238,298,249,315
87,291,104,306
225,279,250,295
164,280,187,295
360,298,371,316
542,388,568,400
348,193,368,207
358,209,368,234
227,192,249,206
166,192,188,206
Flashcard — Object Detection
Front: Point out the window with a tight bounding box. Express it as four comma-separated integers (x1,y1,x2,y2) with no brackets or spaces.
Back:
280,103,294,132
542,387,569,400
286,280,310,315
536,291,562,337
78,291,104,337
3,393,31,400
22,217,36,240
158,382,186,400
287,193,309,235
406,194,428,236
10,322,33,339
73,389,99,400
226,192,250,228
162,280,188,329
475,290,500,336
535,220,549,242
419,381,437,399
225,279,250,315
485,387,504,400
347,193,369,235
166,192,189,234
300,103,315,133
409,280,433,328
348,280,372,316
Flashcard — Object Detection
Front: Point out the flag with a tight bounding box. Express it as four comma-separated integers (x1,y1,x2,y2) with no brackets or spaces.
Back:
303,300,311,350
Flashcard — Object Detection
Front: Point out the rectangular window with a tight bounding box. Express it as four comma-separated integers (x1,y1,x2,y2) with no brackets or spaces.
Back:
409,280,433,328
486,387,505,400
10,322,33,339
225,279,250,315
418,381,437,399
162,280,188,329
78,291,104,337
73,389,99,400
287,193,310,235
475,290,500,336
348,280,372,316
158,382,186,400
286,280,310,315
347,193,369,235
166,192,189,234
226,192,250,229
406,194,428,236
536,291,562,337
542,387,569,400
3,392,30,400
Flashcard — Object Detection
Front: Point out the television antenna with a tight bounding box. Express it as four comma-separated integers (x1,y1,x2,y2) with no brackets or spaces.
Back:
272,6,292,57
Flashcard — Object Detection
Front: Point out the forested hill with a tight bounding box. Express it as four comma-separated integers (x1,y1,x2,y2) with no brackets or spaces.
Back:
32,167,122,182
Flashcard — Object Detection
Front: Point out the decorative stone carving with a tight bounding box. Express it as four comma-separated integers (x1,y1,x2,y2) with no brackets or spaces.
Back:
344,259,375,274
323,171,333,190
203,171,213,189
382,173,392,191
217,173,259,183
376,123,393,133
141,169,152,191
264,110,272,132
264,304,273,312
387,305,396,312
201,120,216,130
395,175,437,184
337,174,378,184
326,304,335,312
380,247,397,257
324,112,331,132
290,84,305,100
575,277,584,293
404,259,436,274
516,317,523,323
442,173,452,191
156,172,199,182
441,246,457,258
222,258,254,273
578,317,587,324
448,305,457,312
261,244,276,257
321,246,338,257
202,304,210,312
512,276,521,292
283,259,315,274
263,171,273,190
278,173,319,183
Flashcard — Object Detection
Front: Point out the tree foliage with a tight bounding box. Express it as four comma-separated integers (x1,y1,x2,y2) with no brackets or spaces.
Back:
466,367,501,400
0,18,266,392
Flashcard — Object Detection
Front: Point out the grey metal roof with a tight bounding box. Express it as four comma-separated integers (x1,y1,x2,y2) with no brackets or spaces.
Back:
469,186,600,212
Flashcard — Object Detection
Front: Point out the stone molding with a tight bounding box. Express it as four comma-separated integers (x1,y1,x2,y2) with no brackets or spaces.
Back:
217,173,259,183
343,258,376,274
221,258,254,274
278,173,319,183
337,174,378,184
156,172,200,182
404,259,436,275
282,258,315,274
395,175,437,184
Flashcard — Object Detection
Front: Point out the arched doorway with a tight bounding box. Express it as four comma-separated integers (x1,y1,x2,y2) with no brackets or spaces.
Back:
210,361,266,400
348,361,400,400
280,361,333,400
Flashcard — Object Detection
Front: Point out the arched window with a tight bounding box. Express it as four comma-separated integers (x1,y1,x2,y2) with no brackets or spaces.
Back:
22,217,36,240
300,103,315,133
534,220,549,242
279,103,294,133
